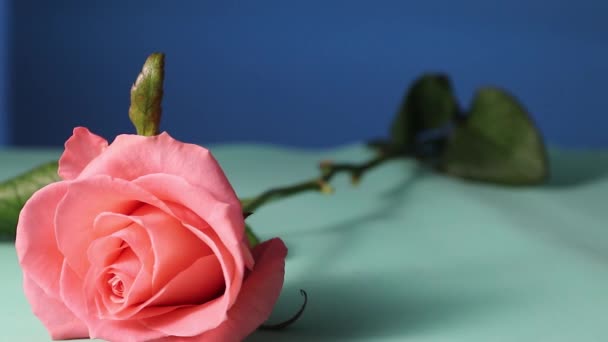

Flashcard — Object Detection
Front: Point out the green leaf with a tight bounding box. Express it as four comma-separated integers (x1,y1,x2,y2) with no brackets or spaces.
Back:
0,161,60,240
440,87,548,185
390,73,460,150
129,53,165,136
245,223,260,248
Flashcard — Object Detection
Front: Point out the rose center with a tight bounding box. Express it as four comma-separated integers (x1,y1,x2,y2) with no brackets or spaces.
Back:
107,273,125,302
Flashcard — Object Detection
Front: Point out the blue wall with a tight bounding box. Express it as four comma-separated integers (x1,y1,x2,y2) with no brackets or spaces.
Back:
0,0,8,145
5,1,608,148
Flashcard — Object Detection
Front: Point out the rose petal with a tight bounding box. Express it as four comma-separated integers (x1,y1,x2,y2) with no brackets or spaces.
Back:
60,259,165,342
16,181,68,297
127,205,214,288
134,174,252,306
138,223,237,336
159,238,288,342
86,206,227,323
78,132,240,207
58,127,108,180
55,175,169,277
59,260,91,331
90,214,154,274
89,319,164,342
23,274,89,340
97,255,222,322
92,211,135,238
200,238,287,341
101,252,224,322
150,254,224,307
88,257,173,322
89,317,166,342
134,174,253,271
87,222,152,275
96,248,140,316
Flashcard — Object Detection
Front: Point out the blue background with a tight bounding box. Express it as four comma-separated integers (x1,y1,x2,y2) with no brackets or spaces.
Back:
1,1,607,148
0,0,8,146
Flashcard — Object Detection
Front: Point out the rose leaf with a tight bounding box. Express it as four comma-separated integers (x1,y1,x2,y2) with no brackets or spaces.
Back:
0,161,60,240
439,87,548,185
389,73,460,152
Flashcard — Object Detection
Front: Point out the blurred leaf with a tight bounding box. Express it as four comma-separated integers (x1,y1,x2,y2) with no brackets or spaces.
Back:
0,161,60,240
245,223,260,248
390,73,460,151
440,87,548,185
129,53,165,136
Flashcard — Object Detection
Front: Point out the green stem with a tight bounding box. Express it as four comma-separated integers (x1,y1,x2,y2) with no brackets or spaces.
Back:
242,179,322,213
241,149,403,213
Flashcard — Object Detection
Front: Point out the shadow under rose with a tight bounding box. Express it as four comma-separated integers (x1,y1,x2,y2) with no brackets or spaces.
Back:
248,269,520,342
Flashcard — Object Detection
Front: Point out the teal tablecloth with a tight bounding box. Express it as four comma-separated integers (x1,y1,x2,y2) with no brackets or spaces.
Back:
1,144,607,341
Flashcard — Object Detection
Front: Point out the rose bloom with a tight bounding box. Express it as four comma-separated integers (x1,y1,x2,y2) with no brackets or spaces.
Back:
16,127,287,342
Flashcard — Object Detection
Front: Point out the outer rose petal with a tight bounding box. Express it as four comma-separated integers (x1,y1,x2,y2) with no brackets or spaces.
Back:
16,173,88,339
58,127,108,180
201,238,287,341
23,274,89,340
170,238,287,342
78,132,240,207
16,181,68,297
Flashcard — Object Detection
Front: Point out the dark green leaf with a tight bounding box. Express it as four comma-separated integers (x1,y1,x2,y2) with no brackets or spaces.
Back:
390,73,460,150
129,53,165,136
440,87,548,185
245,223,260,248
0,161,60,240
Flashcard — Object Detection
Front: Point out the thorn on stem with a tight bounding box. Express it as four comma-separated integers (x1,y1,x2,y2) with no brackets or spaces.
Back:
317,180,334,194
350,173,361,186
319,160,333,176
319,160,333,168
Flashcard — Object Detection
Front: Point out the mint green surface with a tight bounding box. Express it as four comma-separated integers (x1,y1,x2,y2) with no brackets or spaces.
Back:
1,145,607,342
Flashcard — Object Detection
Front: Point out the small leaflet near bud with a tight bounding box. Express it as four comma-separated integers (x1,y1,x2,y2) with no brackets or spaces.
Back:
129,53,165,136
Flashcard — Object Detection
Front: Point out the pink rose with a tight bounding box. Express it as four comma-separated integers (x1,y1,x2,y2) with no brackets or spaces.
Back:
16,127,287,342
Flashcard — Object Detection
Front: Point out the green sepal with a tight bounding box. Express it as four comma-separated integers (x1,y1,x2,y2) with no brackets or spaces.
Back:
129,53,165,136
0,161,60,240
390,73,460,151
245,223,260,248
440,87,548,185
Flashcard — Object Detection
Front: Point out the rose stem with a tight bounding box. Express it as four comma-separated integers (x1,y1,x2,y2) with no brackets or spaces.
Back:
241,148,403,214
